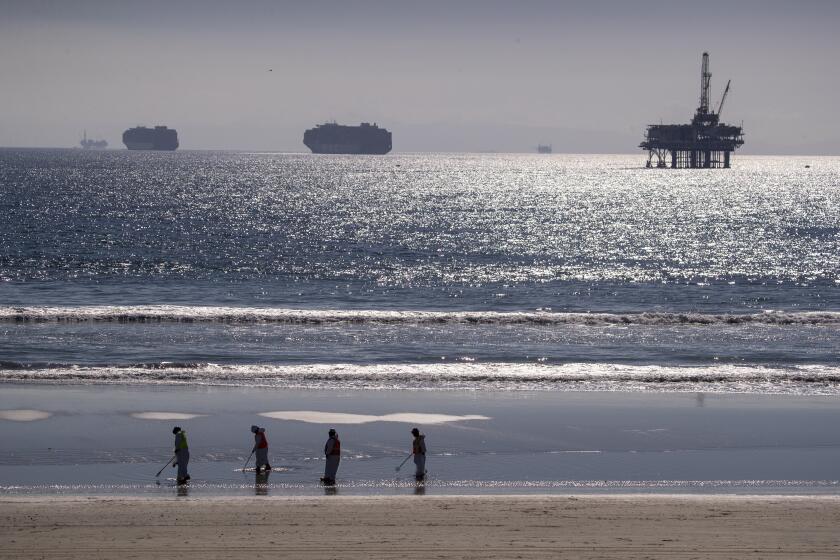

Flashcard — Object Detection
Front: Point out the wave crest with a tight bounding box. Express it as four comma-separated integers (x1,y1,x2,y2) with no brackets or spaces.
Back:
2,305,839,326
2,362,839,395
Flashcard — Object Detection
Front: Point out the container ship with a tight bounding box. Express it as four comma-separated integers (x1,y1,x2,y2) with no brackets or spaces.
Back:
303,122,391,154
122,126,179,151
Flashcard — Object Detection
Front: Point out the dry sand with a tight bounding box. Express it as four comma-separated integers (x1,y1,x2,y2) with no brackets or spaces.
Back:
2,495,839,559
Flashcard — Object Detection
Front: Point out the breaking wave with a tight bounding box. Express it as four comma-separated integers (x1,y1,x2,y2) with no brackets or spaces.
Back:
2,362,840,395
2,305,840,326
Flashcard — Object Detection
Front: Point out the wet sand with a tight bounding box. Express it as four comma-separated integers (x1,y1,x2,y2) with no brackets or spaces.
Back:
2,495,839,559
4,384,840,492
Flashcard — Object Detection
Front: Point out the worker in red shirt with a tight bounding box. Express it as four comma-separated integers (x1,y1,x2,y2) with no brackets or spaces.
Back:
250,425,272,473
321,428,341,485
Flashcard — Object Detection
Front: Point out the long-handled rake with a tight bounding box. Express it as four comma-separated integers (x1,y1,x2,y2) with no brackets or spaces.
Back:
155,455,175,478
395,452,413,472
242,450,255,472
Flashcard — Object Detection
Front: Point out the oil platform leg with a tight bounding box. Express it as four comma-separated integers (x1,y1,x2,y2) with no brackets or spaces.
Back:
671,151,677,168
724,151,730,168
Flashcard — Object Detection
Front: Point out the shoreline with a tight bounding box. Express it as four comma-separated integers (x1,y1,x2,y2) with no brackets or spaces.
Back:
2,495,839,559
3,384,840,493
3,492,840,501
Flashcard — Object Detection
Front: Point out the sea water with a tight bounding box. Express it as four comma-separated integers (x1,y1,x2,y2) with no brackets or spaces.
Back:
1,150,838,394
1,150,839,494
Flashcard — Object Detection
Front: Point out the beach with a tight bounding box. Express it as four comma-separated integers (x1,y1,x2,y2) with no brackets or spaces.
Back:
2,384,840,494
2,151,840,555
2,495,840,559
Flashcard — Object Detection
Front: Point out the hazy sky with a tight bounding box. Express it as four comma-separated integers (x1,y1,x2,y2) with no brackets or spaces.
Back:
2,0,839,153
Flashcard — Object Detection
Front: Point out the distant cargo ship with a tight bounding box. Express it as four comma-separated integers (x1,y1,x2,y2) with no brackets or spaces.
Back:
303,122,391,154
537,144,552,154
80,130,107,150
122,126,179,151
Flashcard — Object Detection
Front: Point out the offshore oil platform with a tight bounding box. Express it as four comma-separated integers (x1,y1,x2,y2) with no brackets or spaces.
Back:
640,52,744,168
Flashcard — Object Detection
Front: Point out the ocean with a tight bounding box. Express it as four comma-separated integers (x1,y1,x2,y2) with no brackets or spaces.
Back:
2,149,838,394
1,149,839,495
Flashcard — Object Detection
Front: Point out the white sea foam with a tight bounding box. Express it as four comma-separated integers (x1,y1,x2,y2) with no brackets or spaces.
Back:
2,305,839,326
2,362,840,395
258,411,490,425
0,409,52,422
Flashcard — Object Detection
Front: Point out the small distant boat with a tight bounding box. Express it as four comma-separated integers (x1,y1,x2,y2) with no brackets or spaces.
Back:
80,130,108,150
537,144,552,154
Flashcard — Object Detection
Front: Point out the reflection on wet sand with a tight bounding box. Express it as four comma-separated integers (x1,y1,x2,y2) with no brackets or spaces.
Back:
255,471,270,496
259,411,490,425
131,412,206,420
0,409,52,422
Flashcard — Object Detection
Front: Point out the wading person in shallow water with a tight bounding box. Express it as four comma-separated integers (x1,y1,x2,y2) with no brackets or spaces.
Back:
321,428,340,485
411,427,427,481
172,426,190,485
251,425,272,473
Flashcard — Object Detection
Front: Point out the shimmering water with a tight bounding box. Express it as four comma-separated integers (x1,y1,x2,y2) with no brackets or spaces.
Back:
1,149,839,393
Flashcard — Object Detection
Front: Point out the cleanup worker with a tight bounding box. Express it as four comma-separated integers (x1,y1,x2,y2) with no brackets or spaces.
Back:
172,426,190,485
321,428,340,485
251,425,272,473
411,427,426,481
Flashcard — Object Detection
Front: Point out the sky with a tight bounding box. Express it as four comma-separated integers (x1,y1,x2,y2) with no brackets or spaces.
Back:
1,0,839,154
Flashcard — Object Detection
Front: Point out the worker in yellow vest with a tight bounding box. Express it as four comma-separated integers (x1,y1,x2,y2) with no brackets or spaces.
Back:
320,428,340,485
172,426,190,485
